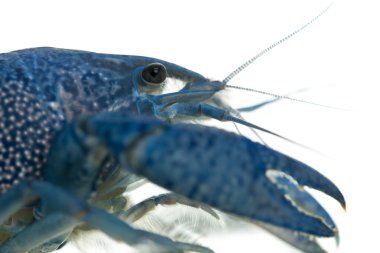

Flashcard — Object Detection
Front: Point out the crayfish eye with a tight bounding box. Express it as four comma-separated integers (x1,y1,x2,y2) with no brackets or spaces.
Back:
140,63,167,90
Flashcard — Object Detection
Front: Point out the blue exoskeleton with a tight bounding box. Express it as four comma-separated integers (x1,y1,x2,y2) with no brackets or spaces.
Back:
0,4,344,253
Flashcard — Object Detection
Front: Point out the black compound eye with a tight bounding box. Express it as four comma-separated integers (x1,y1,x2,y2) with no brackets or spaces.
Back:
141,63,167,85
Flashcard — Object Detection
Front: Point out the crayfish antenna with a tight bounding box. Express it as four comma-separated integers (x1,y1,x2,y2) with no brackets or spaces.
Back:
227,85,344,110
223,1,335,83
237,88,310,112
220,112,326,156
200,97,326,154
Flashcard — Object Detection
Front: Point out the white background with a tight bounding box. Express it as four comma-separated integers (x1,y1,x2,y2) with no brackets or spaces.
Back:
1,0,379,252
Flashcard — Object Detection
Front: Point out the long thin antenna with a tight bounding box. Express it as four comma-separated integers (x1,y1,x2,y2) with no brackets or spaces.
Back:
226,84,343,110
223,1,334,84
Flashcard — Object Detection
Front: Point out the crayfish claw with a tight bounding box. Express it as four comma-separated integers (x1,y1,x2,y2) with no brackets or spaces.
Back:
82,113,344,240
270,154,346,210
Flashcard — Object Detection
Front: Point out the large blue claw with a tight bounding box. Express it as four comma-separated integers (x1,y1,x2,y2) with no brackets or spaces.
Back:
83,113,343,237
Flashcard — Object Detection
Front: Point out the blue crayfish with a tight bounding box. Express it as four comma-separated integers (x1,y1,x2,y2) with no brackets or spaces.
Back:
0,6,344,253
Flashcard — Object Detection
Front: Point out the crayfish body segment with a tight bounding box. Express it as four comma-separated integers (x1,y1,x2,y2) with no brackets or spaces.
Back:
0,47,344,253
